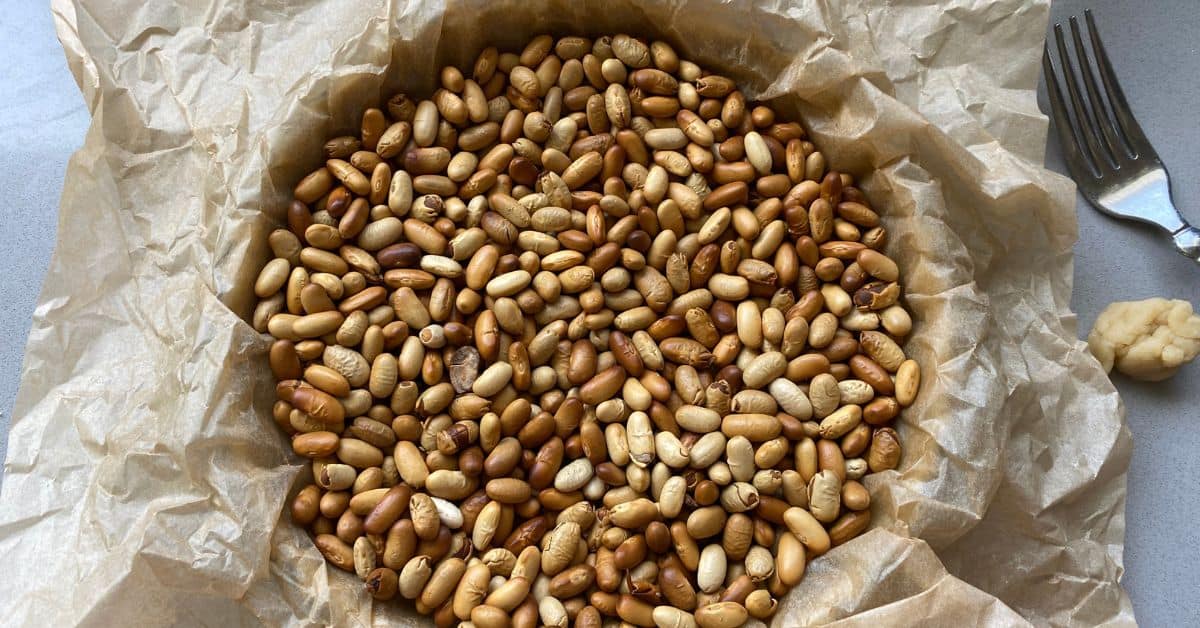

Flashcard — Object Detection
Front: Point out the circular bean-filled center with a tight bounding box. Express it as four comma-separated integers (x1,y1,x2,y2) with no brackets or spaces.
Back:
256,32,920,628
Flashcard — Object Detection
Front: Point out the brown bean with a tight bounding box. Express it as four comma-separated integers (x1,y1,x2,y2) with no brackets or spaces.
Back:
609,498,659,528
486,478,533,504
863,396,899,425
315,534,354,571
579,365,626,405
291,485,321,524
292,431,339,458
849,354,895,395
269,340,302,380
616,594,656,627
868,427,902,472
550,564,596,598
364,485,412,534
472,605,512,628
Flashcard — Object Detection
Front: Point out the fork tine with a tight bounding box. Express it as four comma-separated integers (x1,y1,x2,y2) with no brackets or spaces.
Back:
1084,9,1158,160
1053,24,1111,173
1043,47,1096,181
1067,16,1127,163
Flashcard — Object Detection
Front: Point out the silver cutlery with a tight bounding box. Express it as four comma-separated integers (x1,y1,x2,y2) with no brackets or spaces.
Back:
1043,10,1200,260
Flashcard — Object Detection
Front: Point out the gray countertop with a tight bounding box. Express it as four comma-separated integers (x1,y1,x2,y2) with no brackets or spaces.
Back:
1,1,1196,625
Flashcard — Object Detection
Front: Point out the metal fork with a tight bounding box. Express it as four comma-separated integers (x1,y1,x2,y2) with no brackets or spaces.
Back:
1043,10,1200,260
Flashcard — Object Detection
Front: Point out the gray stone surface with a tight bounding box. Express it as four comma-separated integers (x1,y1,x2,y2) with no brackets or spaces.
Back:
0,2,90,482
0,1,1196,624
1042,2,1200,626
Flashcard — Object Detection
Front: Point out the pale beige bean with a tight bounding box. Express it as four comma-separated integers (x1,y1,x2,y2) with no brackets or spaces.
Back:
725,435,756,483
649,431,686,469
431,496,463,528
389,170,414,216
318,463,357,491
695,545,727,593
487,270,532,297
881,305,913,337
719,482,759,512
837,379,875,405
743,131,771,175
675,405,721,432
413,100,439,146
807,469,842,523
353,536,377,578
743,545,775,582
708,274,749,301
808,312,838,349
781,470,808,508
751,221,786,259
731,390,776,414
324,345,370,386
805,151,825,182
768,378,813,421
820,284,853,317
895,359,920,406
808,373,840,419
541,521,581,576
841,308,880,332
358,217,405,251
473,500,502,550
781,316,809,358
604,83,632,130
399,556,434,599
255,258,291,298
658,475,687,519
845,458,869,480
689,432,726,470
741,352,786,389
674,368,707,405
427,469,474,499
736,301,763,349
653,607,698,628
644,128,688,150
473,362,514,397
367,353,398,398
539,596,569,628
626,411,655,467
554,458,594,492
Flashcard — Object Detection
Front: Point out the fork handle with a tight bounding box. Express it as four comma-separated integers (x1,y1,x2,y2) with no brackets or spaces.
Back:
1171,225,1200,261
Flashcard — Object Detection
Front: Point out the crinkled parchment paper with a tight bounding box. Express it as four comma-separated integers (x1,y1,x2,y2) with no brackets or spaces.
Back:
0,0,1134,625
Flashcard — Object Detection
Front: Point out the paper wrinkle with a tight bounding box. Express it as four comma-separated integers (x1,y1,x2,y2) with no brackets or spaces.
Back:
0,0,1133,625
